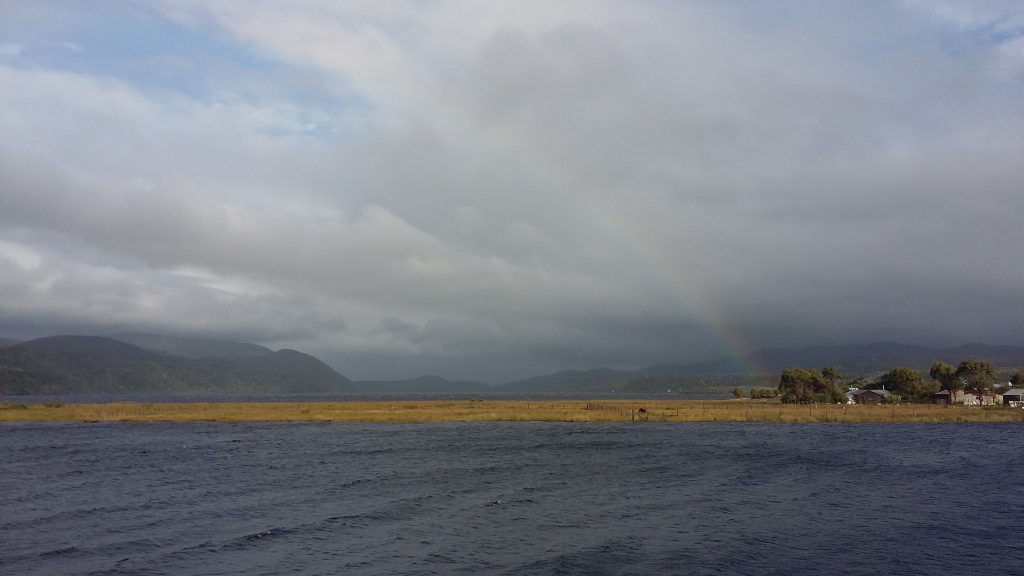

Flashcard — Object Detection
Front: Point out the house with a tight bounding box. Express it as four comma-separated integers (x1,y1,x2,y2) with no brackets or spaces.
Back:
965,388,998,406
933,390,963,405
1002,389,1024,408
933,389,998,406
854,389,890,405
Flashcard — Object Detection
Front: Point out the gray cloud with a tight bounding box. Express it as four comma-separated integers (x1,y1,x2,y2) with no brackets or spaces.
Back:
1,1,1023,381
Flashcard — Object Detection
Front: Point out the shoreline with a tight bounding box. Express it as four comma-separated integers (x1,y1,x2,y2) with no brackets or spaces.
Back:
3,399,1023,424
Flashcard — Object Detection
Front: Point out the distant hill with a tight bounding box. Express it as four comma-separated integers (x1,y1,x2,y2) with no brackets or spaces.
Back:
653,342,1024,376
0,337,22,348
501,368,633,393
498,342,1024,393
0,335,352,395
500,368,766,394
112,333,273,359
353,375,492,394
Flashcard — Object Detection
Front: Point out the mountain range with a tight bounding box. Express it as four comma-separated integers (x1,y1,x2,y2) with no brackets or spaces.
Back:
2,334,1023,396
0,335,350,395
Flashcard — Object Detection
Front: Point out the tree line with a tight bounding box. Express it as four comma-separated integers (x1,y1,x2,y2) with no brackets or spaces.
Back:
745,359,1024,404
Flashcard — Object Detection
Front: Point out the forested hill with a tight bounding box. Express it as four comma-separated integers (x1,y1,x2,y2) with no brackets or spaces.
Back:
0,335,352,395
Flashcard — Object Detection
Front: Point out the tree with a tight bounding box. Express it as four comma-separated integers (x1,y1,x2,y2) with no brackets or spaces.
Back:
750,387,780,399
732,387,743,399
956,359,995,405
874,366,936,402
1010,370,1024,388
930,361,961,403
778,367,844,404
822,366,843,389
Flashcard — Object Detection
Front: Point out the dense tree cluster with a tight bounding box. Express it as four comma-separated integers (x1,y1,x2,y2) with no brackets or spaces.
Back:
777,367,846,404
772,358,1012,405
865,367,937,402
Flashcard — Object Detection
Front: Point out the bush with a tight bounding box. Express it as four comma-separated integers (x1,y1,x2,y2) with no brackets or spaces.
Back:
882,393,903,405
750,387,780,399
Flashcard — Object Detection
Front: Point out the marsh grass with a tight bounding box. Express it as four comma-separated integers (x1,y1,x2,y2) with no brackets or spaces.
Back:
1,400,1023,423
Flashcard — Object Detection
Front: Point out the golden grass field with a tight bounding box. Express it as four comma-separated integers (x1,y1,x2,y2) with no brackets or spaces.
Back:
2,399,1023,423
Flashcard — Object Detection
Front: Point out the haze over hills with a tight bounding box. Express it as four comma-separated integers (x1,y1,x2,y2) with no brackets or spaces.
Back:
352,375,491,395
112,333,274,359
638,342,1024,376
498,342,1024,393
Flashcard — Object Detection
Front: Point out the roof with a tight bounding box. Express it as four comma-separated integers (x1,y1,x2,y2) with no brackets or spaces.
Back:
859,389,890,397
1002,388,1024,397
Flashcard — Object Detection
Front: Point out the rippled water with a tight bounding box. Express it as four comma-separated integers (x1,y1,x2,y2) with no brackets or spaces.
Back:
2,422,1022,575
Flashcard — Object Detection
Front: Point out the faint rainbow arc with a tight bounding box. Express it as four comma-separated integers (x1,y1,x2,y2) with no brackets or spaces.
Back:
464,119,764,376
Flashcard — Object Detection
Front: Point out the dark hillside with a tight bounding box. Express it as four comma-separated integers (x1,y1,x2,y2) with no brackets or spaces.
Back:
193,349,351,393
0,336,185,395
0,335,351,395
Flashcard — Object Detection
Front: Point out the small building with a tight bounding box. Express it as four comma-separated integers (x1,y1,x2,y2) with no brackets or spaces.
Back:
1002,388,1024,408
845,388,861,405
964,388,998,406
854,389,890,405
933,389,998,405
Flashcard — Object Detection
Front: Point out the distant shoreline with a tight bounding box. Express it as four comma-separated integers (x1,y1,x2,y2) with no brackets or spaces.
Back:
3,400,1023,424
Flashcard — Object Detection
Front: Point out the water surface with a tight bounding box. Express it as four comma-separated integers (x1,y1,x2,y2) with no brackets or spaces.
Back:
2,422,1021,575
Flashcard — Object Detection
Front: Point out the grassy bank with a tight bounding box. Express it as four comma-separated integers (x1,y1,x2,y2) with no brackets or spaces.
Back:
2,400,1024,423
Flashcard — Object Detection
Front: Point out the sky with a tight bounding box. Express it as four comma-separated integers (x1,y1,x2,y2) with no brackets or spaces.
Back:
1,1,1023,383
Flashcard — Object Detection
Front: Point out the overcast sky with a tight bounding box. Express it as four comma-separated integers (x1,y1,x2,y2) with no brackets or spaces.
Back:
1,1,1022,382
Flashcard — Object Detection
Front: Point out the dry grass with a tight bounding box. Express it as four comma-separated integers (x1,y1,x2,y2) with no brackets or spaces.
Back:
2,399,1023,423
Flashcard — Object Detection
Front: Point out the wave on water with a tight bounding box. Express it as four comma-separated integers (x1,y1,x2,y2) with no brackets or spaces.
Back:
2,422,1022,575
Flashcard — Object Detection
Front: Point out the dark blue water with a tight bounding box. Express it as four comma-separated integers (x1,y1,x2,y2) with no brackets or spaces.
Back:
2,423,1021,575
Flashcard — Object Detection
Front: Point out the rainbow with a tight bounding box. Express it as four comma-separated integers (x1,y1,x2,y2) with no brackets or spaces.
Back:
466,118,764,376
